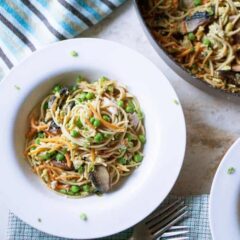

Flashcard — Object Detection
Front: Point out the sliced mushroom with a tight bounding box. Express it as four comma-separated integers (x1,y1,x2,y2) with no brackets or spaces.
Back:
130,112,139,129
180,12,212,34
218,70,240,86
59,87,69,96
89,165,110,193
48,120,61,134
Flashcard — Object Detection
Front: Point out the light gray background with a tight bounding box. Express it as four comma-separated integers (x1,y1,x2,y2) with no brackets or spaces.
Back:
1,1,239,238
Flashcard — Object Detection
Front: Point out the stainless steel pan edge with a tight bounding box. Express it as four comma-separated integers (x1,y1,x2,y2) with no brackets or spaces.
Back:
134,0,240,102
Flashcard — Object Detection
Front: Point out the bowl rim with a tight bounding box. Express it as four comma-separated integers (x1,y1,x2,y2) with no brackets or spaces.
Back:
133,0,240,102
0,38,186,239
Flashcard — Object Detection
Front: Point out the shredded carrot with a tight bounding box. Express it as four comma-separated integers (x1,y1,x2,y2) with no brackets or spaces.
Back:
177,48,192,58
180,22,187,34
65,153,72,168
91,149,95,162
55,183,68,190
30,143,62,155
88,104,125,132
187,43,203,67
201,50,213,68
163,42,179,47
172,0,178,8
37,164,63,173
30,116,48,131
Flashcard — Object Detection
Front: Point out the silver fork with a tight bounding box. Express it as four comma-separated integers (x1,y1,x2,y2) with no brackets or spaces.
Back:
129,200,189,240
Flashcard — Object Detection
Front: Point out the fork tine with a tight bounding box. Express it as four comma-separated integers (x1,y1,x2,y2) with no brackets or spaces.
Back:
146,201,184,228
161,238,189,240
148,205,187,232
161,230,189,237
153,210,188,238
146,200,182,224
169,226,188,230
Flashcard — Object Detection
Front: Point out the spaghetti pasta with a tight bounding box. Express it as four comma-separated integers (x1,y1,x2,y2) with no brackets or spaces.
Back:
143,0,240,92
25,76,145,197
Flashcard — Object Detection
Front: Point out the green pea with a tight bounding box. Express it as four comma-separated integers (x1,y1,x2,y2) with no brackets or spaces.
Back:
117,157,127,165
103,115,110,122
70,50,78,57
126,101,135,113
139,135,146,144
107,85,114,93
70,130,79,138
56,153,65,161
37,132,45,138
86,92,95,100
30,146,36,151
90,117,95,124
203,38,211,47
126,133,133,141
117,100,124,107
94,133,104,143
134,153,143,163
40,152,52,160
93,119,101,128
52,84,61,93
188,32,196,41
35,138,41,145
194,0,201,6
126,106,134,113
80,213,87,221
82,184,90,192
78,166,84,174
76,118,83,128
70,185,80,193
78,92,87,102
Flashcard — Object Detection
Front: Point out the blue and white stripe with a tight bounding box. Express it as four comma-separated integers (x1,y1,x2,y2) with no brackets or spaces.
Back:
0,0,126,79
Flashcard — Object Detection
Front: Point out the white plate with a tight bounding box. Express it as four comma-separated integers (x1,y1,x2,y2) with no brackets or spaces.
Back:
0,38,186,239
209,138,240,240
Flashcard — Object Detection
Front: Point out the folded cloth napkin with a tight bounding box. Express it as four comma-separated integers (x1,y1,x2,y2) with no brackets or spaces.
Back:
7,195,212,240
0,0,125,80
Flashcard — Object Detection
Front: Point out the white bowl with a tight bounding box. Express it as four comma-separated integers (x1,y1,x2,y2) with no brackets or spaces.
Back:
209,138,240,240
0,38,186,239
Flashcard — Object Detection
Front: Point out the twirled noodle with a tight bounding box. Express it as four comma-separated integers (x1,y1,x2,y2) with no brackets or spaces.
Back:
25,76,145,197
144,0,240,92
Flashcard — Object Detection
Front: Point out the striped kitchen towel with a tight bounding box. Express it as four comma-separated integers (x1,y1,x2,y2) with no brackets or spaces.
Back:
0,0,126,80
